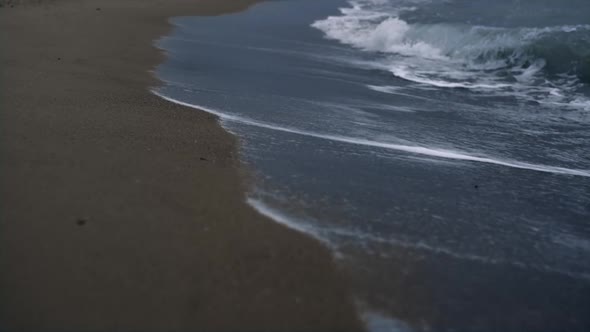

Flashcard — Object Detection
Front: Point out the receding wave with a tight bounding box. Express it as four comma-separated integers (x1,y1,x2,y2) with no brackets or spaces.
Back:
248,197,590,282
152,90,590,177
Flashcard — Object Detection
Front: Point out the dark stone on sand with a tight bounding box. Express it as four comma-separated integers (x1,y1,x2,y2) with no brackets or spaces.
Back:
76,219,87,226
200,157,208,161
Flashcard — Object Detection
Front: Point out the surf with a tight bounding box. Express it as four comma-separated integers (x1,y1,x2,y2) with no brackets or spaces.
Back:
152,90,590,178
312,0,590,109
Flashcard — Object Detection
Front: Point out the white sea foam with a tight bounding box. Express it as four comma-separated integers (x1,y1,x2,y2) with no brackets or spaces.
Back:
312,0,590,63
311,0,590,108
152,90,590,178
387,64,512,90
247,197,328,243
311,3,444,60
361,309,415,332
247,196,590,281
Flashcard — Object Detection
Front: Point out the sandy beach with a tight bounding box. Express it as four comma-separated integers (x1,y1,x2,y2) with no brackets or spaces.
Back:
0,1,363,331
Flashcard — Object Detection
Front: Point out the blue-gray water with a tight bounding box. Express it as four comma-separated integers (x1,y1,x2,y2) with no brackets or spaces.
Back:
155,0,590,330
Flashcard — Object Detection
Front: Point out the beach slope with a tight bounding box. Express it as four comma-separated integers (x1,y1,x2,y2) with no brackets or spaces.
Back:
0,1,363,331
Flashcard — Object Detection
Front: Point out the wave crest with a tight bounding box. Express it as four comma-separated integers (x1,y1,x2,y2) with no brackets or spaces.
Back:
312,0,590,109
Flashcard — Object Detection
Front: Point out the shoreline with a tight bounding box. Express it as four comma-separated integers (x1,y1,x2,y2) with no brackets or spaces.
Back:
0,1,364,331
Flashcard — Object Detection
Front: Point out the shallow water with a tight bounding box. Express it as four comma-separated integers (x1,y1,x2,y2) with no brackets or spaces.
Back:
156,0,590,330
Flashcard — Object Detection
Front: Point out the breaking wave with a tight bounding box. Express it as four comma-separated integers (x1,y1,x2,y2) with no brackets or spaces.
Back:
312,0,590,109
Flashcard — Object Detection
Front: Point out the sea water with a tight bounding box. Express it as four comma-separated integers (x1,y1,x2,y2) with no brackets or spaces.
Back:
155,0,590,330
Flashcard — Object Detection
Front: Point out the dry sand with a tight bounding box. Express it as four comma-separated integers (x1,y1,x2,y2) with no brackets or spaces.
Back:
0,1,364,331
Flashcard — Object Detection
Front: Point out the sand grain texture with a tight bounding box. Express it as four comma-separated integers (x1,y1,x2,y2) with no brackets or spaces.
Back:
0,1,363,331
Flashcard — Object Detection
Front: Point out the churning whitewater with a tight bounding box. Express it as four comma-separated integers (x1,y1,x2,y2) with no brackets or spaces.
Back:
312,0,590,111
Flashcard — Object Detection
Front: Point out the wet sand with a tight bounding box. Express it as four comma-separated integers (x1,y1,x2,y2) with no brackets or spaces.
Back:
0,0,363,331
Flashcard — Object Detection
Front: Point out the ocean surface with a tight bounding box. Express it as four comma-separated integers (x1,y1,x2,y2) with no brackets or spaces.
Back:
155,0,590,330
